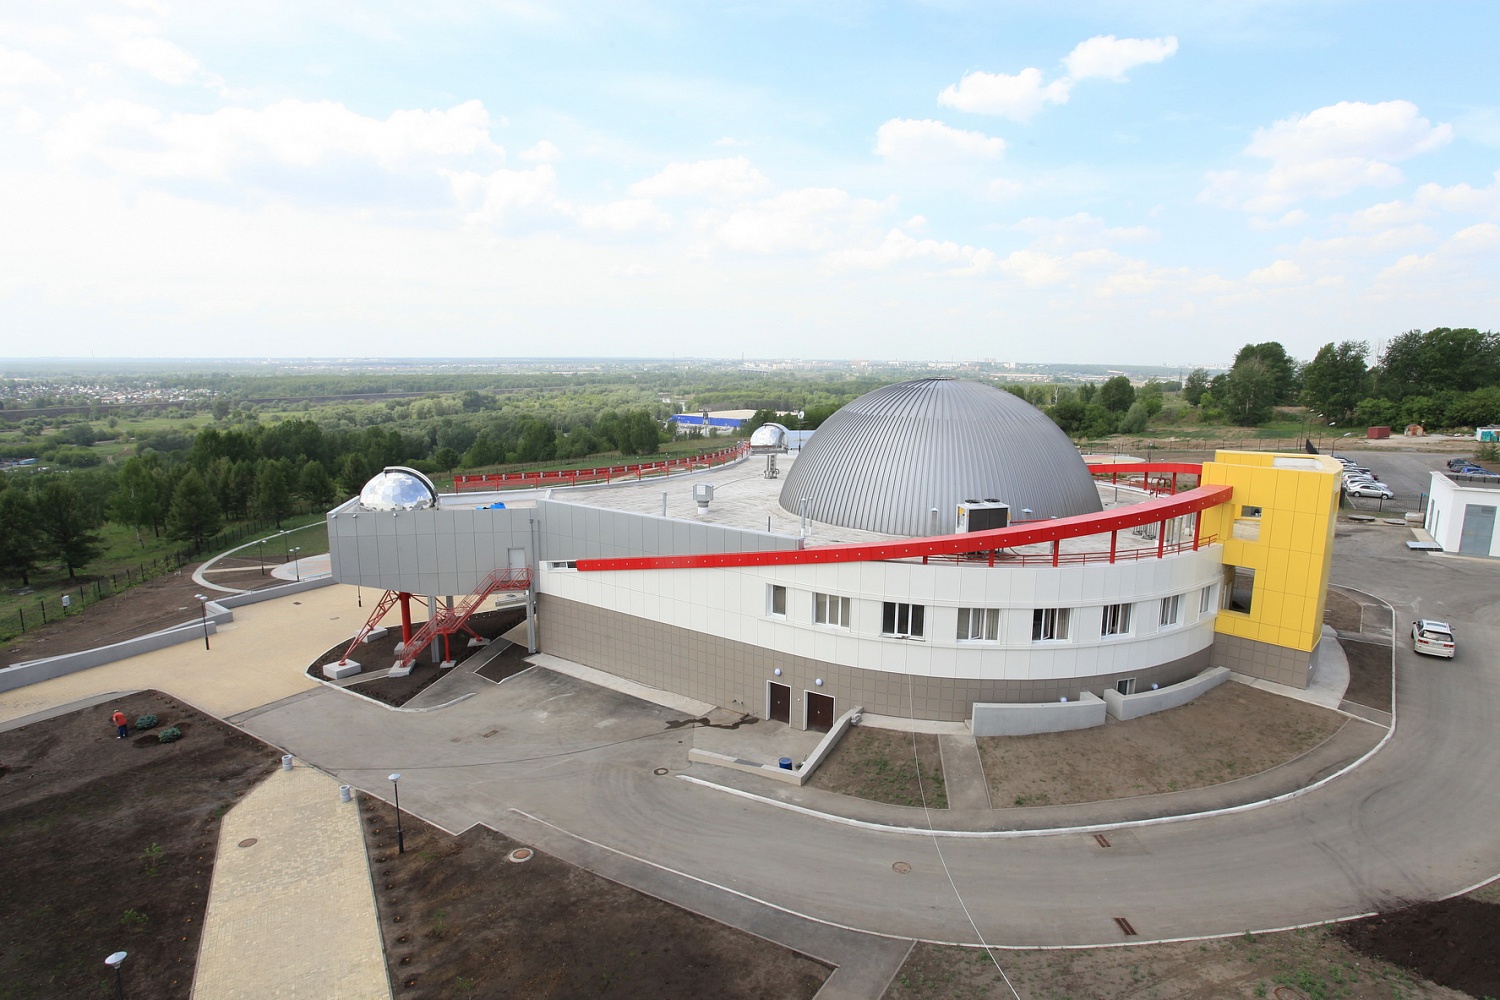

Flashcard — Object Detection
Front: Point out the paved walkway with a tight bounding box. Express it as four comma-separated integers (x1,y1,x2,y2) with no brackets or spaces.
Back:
193,763,390,1000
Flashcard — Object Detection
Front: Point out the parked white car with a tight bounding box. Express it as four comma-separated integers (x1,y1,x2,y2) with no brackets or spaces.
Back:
1346,481,1394,498
1412,619,1456,658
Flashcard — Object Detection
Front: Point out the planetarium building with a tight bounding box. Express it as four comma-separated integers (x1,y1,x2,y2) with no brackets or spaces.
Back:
327,378,1342,732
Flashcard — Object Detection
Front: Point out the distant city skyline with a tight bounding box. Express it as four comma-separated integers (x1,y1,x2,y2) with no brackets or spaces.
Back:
0,2,1495,363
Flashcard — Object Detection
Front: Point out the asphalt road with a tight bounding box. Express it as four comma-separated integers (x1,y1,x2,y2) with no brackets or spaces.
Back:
240,521,1500,952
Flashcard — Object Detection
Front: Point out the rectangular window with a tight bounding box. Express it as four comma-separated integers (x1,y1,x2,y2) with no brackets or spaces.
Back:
768,585,786,617
1223,566,1255,614
1102,602,1133,636
956,607,1000,641
813,592,851,628
1115,678,1136,696
881,602,925,639
1031,607,1071,642
1159,594,1181,627
1199,584,1215,614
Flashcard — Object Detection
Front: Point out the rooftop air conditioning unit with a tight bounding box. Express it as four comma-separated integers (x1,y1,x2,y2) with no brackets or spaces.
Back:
956,499,1010,534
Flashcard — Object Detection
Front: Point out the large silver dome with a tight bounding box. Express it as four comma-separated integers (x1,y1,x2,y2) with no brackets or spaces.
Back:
779,378,1101,536
359,467,440,511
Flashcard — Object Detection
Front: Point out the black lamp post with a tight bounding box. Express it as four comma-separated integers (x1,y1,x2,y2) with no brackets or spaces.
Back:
105,951,126,999
194,594,210,651
289,546,302,581
389,772,405,853
257,538,267,576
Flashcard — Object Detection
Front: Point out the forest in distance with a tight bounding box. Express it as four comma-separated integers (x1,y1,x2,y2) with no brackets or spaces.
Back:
1,326,1497,620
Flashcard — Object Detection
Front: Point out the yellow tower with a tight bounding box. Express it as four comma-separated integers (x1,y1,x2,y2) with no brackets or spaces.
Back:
1197,450,1343,688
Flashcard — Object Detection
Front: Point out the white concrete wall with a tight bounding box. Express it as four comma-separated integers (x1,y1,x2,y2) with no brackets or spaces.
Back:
971,691,1106,736
1426,473,1500,557
541,544,1224,685
1103,665,1230,720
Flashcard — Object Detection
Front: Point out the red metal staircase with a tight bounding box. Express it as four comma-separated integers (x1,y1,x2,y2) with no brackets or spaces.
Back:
338,589,402,665
393,568,532,670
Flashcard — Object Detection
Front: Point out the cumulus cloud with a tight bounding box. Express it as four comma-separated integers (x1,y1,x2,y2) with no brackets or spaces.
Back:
0,45,64,88
448,164,565,227
1378,222,1500,282
1063,35,1178,82
1010,212,1156,250
629,157,768,200
47,98,503,179
938,67,1070,122
1414,171,1500,217
874,118,1004,161
519,140,561,163
1246,259,1304,285
89,15,219,89
938,35,1176,122
708,187,887,255
1203,100,1453,214
824,228,977,271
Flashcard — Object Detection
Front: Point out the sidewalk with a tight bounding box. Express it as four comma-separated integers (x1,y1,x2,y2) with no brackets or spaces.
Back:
193,763,390,1000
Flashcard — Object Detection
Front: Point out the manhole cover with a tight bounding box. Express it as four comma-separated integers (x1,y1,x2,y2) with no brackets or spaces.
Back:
507,848,534,863
654,767,669,775
238,838,258,848
892,861,911,874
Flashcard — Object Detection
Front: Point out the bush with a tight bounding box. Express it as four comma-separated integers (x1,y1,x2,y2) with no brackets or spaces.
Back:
135,714,159,731
157,726,182,744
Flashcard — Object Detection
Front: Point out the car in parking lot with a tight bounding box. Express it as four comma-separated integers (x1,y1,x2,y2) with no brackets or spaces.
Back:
1412,619,1456,658
1346,481,1395,498
1447,457,1474,470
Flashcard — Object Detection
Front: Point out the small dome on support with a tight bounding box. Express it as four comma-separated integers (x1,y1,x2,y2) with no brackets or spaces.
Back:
359,467,441,511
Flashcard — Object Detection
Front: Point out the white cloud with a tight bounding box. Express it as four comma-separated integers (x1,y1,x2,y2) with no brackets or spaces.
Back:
114,34,203,85
1011,212,1156,249
708,187,887,255
824,228,975,271
996,249,1072,286
1248,209,1309,231
1414,171,1500,217
1246,259,1304,285
448,164,565,227
1378,222,1500,282
574,197,671,233
937,67,1070,122
874,118,1004,161
1064,35,1178,82
0,44,63,88
629,157,768,200
48,98,503,179
1204,101,1453,214
519,140,561,163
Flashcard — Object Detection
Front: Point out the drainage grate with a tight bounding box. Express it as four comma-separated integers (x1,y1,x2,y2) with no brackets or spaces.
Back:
1113,916,1137,936
1094,834,1111,848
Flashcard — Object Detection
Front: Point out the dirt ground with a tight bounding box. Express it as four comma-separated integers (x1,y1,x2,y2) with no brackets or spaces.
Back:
978,682,1344,808
309,607,526,707
1343,638,1395,713
359,800,830,998
1325,589,1365,633
0,692,275,1000
0,562,220,666
885,923,1473,1000
807,727,948,808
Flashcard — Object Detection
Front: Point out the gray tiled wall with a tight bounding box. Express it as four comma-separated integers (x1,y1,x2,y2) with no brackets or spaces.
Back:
1210,632,1312,688
539,595,1212,727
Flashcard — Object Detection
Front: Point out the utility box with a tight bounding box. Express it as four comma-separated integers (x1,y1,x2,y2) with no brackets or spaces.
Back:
956,499,1010,533
693,483,715,513
1367,426,1391,439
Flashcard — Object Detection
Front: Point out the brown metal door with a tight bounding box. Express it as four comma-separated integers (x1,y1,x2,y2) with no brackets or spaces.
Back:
768,682,790,724
806,692,834,732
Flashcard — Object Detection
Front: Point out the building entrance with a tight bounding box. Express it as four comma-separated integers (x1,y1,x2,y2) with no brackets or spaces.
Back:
806,691,834,732
767,682,790,724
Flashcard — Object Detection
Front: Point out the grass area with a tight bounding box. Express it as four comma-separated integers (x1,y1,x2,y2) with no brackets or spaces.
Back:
806,727,947,808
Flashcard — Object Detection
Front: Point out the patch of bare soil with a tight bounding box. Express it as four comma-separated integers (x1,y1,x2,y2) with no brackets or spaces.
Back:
1339,897,1500,998
0,692,275,999
980,683,1344,808
807,727,947,808
475,641,534,683
1341,638,1394,712
309,608,525,707
1324,589,1364,632
885,928,1467,999
0,565,214,667
358,801,830,998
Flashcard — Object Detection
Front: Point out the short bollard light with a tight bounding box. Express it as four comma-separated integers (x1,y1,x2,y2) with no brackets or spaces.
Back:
281,754,294,771
340,784,352,803
105,950,127,999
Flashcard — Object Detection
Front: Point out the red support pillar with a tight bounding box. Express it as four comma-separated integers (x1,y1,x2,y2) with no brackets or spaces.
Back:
1109,530,1117,563
1193,511,1203,550
1172,472,1179,494
398,592,413,644
1157,521,1167,558
1051,539,1060,567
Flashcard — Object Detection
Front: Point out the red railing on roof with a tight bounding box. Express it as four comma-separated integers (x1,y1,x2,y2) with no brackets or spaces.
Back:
576,463,1233,572
1086,462,1202,496
452,443,750,492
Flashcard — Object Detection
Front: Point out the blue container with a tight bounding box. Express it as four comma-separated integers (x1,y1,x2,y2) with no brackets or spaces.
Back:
778,757,793,770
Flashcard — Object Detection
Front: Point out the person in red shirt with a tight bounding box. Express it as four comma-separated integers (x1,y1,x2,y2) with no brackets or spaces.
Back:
112,710,128,740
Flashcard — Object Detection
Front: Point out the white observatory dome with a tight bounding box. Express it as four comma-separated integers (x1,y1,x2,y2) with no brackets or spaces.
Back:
359,467,440,511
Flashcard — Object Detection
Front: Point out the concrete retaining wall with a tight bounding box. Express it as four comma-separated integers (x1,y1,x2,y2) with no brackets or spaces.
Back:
1103,666,1231,721
687,705,863,786
971,691,1106,736
0,576,336,695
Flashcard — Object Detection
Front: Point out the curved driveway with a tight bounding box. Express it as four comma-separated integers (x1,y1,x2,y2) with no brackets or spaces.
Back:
241,519,1500,948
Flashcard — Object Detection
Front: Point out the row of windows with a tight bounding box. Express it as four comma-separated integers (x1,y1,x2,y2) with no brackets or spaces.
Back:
770,585,1217,643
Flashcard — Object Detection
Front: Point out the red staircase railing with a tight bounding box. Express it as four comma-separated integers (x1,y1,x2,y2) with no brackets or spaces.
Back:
338,589,401,665
393,567,532,670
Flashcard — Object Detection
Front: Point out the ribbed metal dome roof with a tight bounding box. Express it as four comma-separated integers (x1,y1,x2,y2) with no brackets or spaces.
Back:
779,378,1101,536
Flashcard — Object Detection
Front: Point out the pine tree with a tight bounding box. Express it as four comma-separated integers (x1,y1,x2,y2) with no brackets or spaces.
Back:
166,469,224,548
33,476,105,579
0,488,41,586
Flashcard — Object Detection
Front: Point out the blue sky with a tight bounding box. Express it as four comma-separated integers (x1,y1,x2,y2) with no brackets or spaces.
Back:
0,1,1496,365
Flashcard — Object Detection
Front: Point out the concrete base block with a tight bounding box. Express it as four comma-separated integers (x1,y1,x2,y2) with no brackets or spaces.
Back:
388,661,414,678
394,642,407,655
439,659,457,670
362,627,388,643
323,659,361,680
467,637,490,648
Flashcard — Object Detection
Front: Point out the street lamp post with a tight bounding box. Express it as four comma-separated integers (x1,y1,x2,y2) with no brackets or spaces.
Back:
289,547,302,581
105,951,127,999
194,594,210,651
388,772,405,854
256,538,267,576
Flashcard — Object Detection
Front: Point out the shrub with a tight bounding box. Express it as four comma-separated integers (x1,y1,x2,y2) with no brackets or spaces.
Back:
135,714,159,730
157,726,183,744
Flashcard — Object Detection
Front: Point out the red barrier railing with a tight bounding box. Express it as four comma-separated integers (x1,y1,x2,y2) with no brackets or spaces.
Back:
919,535,1216,568
452,442,749,492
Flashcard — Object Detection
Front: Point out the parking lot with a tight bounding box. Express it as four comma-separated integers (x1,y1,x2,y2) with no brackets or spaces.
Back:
1331,450,1472,515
